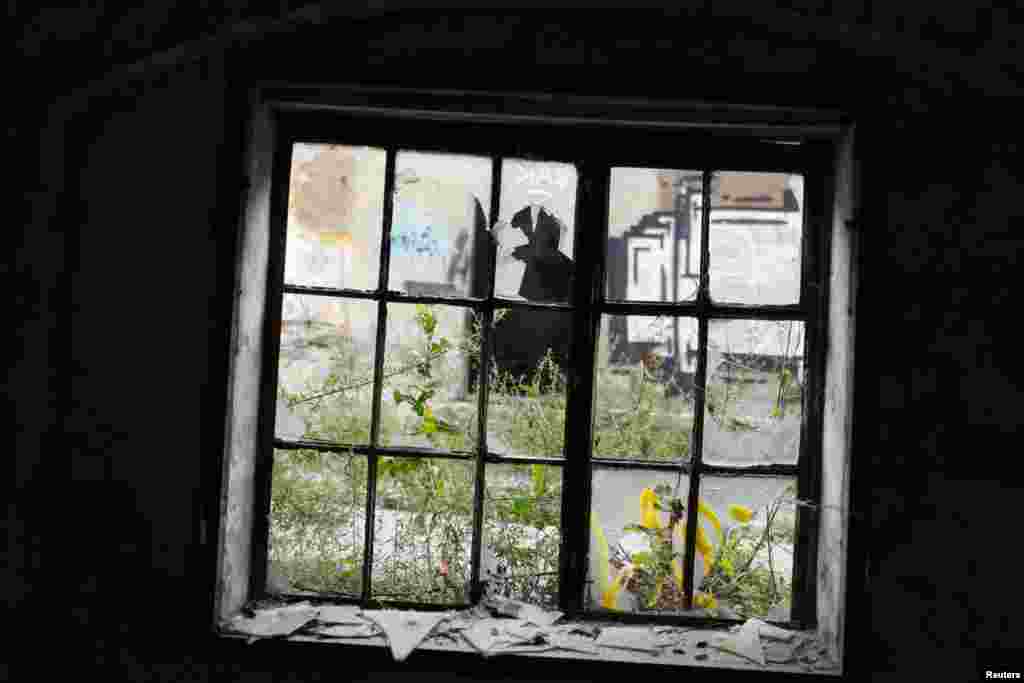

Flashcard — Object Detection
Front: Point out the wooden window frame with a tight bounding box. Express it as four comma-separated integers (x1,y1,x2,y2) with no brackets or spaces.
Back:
216,87,857,654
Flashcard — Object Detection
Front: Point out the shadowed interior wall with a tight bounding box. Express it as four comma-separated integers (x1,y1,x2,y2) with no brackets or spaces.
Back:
24,6,1022,681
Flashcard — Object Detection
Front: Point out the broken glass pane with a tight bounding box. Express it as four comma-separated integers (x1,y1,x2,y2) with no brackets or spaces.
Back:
701,319,805,467
378,302,479,450
276,294,377,444
592,314,696,462
268,449,367,596
606,168,702,303
372,457,475,604
700,172,803,306
286,144,386,291
482,464,562,608
487,307,572,459
494,159,577,302
389,151,492,299
698,476,797,620
589,468,692,613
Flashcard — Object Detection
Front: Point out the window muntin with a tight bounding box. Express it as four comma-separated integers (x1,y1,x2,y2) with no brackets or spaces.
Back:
261,116,825,629
587,164,810,623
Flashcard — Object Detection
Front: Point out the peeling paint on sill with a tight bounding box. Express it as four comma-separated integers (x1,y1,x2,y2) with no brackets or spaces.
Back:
218,607,840,676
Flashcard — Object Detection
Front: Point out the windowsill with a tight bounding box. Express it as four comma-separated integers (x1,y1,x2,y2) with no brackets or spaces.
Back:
215,611,841,677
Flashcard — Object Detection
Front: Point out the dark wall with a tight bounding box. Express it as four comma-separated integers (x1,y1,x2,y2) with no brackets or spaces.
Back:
22,7,1022,681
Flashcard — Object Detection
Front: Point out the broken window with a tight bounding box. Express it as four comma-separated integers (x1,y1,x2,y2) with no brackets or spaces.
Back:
220,101,854,658
590,166,813,623
267,138,582,611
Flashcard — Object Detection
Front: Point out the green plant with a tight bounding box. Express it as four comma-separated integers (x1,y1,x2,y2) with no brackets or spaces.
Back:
592,352,692,462
490,348,568,459
271,305,801,609
695,484,797,616
271,305,563,602
389,304,466,448
269,448,367,596
597,484,722,612
594,482,799,618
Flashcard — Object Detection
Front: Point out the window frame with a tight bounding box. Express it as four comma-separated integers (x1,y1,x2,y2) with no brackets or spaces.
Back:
218,88,853,641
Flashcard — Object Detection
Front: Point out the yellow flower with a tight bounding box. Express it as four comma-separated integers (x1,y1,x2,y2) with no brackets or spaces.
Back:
601,575,623,609
601,565,633,610
670,521,709,588
696,525,714,574
694,592,719,609
639,488,663,529
728,504,754,524
652,577,666,608
699,500,724,545
591,512,611,603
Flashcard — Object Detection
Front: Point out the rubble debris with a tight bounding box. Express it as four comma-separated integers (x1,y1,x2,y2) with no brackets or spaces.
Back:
763,639,801,664
748,618,798,642
460,618,604,657
461,618,553,657
223,599,828,670
315,604,365,625
484,597,563,627
224,602,319,640
546,626,599,655
593,627,663,655
312,623,382,639
430,615,474,642
360,609,452,662
467,603,492,620
710,618,765,666
563,623,599,638
653,631,687,650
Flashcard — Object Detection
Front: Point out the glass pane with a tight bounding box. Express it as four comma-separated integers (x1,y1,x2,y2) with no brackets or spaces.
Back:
702,320,805,467
389,151,492,298
482,464,562,607
269,449,367,596
379,303,480,450
372,457,475,604
286,144,386,291
487,308,572,458
592,314,697,462
606,168,702,303
276,294,377,444
702,172,804,305
494,159,577,302
698,476,797,620
589,468,694,613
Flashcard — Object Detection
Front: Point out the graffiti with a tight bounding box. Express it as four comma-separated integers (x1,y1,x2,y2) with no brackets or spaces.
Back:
511,161,572,192
390,226,444,256
390,200,446,256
